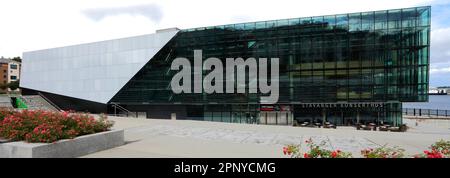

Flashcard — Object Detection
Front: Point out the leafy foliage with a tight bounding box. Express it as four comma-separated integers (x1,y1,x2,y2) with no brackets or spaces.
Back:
0,110,114,143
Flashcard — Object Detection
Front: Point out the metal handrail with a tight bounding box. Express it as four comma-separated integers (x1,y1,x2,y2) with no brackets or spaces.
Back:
110,102,132,113
110,102,136,117
403,108,449,117
36,92,62,111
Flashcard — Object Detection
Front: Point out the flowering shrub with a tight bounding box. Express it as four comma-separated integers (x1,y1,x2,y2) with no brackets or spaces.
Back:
0,110,114,143
414,150,444,158
284,138,450,158
283,138,353,158
361,145,405,158
0,107,15,122
430,140,450,157
25,123,63,143
283,145,299,157
414,140,450,158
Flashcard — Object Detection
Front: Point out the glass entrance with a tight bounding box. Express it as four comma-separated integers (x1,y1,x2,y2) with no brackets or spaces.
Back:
326,110,342,125
343,110,357,126
259,111,293,125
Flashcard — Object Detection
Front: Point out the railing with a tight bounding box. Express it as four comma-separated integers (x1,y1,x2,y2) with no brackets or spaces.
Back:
37,93,62,111
403,108,450,117
110,102,137,118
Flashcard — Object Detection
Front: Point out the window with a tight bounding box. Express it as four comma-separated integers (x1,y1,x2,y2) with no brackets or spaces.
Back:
244,23,255,30
402,8,416,28
388,9,401,29
288,18,300,26
417,6,430,27
349,13,361,31
10,76,17,80
323,15,336,29
361,12,374,31
255,22,266,29
374,10,387,30
336,15,348,30
10,64,18,69
300,17,311,25
276,20,288,27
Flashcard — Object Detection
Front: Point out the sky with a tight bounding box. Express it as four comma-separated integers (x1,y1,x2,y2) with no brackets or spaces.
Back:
0,0,449,86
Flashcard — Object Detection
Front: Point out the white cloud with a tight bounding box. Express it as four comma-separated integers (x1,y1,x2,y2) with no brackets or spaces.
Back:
82,3,163,22
1,0,447,85
0,0,434,58
431,27,450,64
431,67,450,74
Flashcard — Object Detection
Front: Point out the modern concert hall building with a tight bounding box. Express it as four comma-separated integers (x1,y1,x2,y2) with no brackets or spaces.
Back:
20,6,431,126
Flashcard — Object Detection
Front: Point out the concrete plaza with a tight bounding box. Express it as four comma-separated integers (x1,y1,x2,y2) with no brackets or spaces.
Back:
83,116,450,158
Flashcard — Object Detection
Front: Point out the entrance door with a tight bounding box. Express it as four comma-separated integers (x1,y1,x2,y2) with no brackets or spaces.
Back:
278,111,288,125
326,110,341,125
267,112,277,124
343,111,356,126
260,111,292,125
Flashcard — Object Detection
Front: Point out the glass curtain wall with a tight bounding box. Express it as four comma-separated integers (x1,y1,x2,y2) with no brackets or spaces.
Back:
110,6,431,126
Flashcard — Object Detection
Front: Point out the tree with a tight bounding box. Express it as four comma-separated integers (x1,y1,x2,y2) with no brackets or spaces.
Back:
11,56,21,63
8,80,19,90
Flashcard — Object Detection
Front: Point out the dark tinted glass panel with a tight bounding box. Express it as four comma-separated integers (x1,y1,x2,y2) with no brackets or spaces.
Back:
375,10,388,30
388,9,402,29
111,6,430,106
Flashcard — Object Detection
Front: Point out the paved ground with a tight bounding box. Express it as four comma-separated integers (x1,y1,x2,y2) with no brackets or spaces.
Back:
83,117,450,158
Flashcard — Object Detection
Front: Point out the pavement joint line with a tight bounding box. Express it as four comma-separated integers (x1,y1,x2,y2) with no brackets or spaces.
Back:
327,136,335,150
363,138,382,148
90,117,450,158
237,132,254,144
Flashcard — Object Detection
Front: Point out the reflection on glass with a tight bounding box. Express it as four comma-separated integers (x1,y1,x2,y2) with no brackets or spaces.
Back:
336,14,348,30
111,6,431,127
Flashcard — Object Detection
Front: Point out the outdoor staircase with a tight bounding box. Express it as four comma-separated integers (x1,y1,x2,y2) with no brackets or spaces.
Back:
109,102,138,118
20,95,61,112
0,95,13,108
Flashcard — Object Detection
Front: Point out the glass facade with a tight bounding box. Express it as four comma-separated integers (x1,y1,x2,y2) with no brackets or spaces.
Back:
110,6,430,126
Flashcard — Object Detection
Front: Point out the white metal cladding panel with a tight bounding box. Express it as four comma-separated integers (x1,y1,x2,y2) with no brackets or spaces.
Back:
20,30,179,104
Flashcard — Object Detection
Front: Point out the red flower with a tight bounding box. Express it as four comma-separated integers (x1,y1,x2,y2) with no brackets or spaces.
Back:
283,147,288,155
331,151,338,158
0,109,113,143
303,153,310,158
62,111,69,117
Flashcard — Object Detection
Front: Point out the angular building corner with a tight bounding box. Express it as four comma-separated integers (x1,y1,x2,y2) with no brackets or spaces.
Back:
20,28,180,104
